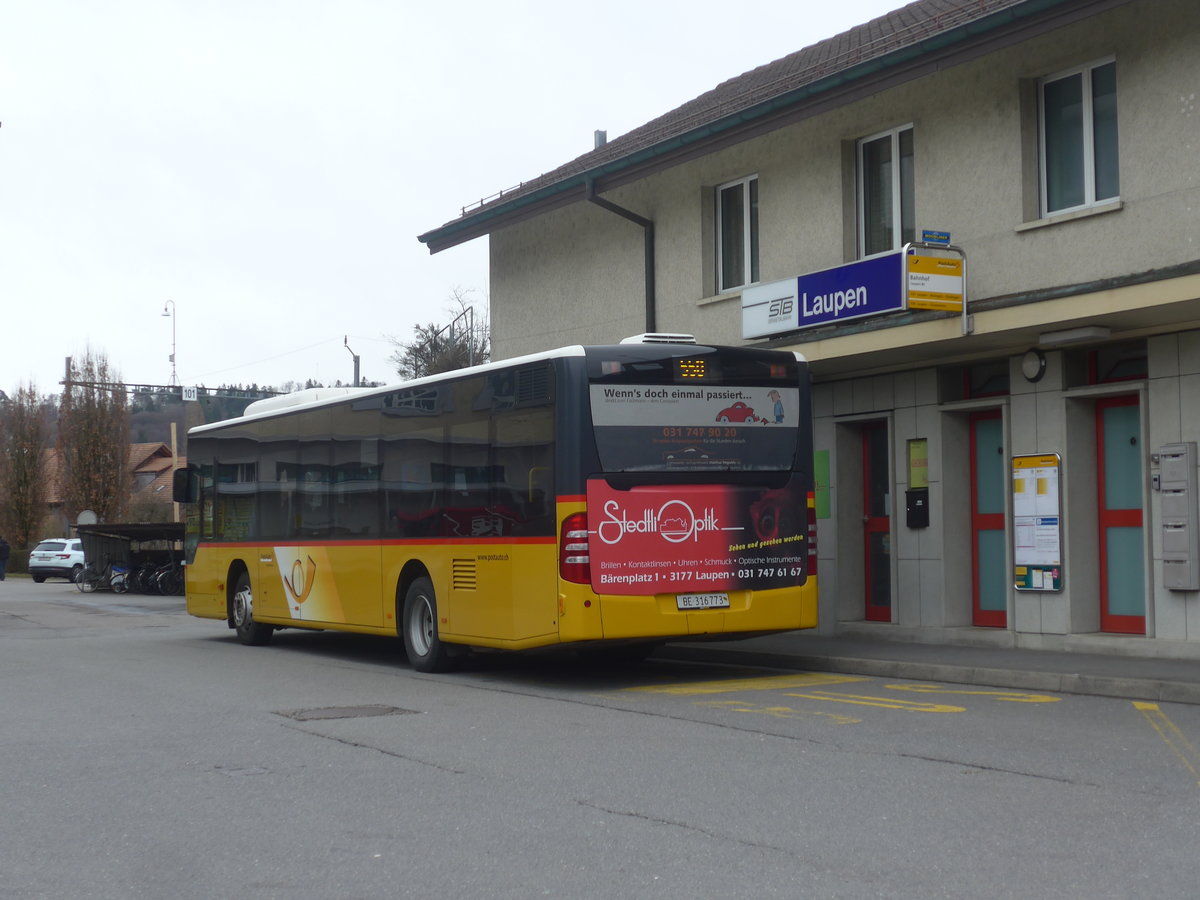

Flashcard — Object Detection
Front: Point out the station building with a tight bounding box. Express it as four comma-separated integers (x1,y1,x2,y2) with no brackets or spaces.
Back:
419,0,1200,657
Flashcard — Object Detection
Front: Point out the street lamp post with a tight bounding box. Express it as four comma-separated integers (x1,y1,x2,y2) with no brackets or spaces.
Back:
161,300,177,386
344,335,360,387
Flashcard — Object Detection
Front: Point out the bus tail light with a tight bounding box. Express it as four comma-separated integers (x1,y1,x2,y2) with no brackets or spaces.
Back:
807,491,818,577
559,512,591,584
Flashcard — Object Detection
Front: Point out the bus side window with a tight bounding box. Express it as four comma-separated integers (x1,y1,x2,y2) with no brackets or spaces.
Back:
258,440,298,540
494,407,554,537
201,465,215,540
382,422,443,537
523,468,552,528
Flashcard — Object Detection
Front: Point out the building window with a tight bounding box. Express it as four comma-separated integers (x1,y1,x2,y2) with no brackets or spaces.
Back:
966,361,1011,399
716,175,758,292
1039,59,1118,216
857,125,914,257
1089,341,1146,384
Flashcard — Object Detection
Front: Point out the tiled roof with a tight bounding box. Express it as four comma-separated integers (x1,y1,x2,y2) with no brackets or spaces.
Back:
520,0,1022,191
130,443,183,500
130,442,174,477
420,0,1087,248
41,443,183,507
610,0,1019,144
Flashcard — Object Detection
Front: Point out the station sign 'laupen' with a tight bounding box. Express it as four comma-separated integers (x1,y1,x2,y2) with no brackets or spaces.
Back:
741,246,965,339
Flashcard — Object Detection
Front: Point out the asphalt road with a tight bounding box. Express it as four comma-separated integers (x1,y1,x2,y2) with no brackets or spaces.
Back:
2,578,1197,899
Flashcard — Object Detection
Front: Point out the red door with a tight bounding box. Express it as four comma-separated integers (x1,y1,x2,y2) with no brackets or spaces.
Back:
863,422,891,621
1096,395,1145,633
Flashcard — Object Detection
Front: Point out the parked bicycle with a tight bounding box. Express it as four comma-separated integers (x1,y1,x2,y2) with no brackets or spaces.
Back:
111,558,184,595
76,561,129,593
151,560,184,595
127,559,160,594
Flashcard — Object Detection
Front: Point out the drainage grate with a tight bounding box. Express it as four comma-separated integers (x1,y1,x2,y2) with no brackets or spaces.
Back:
275,705,421,721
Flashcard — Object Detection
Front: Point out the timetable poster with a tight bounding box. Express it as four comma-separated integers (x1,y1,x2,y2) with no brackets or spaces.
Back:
1012,453,1063,592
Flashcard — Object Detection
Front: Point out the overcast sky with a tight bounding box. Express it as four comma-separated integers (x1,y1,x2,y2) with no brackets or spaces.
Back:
2,0,901,397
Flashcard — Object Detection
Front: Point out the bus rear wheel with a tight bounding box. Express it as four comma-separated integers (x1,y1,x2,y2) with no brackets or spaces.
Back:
232,571,273,646
402,577,454,673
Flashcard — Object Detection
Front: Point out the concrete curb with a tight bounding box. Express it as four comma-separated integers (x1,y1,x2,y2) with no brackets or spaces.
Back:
656,645,1200,706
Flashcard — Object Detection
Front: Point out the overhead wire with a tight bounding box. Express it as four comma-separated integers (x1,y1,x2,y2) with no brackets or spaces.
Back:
180,337,345,383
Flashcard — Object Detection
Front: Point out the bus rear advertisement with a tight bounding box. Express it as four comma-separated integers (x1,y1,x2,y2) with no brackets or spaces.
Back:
175,335,817,671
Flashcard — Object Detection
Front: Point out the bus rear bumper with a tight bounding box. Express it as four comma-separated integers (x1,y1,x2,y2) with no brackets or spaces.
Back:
557,581,816,643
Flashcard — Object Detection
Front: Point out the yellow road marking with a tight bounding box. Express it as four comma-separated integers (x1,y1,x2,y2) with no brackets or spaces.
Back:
783,690,965,712
1133,701,1200,785
626,672,867,696
885,684,1060,703
698,699,860,725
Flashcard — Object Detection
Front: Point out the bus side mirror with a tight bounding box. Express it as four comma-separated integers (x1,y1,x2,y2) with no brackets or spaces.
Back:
173,467,199,504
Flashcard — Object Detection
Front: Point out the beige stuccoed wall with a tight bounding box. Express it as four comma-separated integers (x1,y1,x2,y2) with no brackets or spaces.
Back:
488,0,1199,361
488,202,647,352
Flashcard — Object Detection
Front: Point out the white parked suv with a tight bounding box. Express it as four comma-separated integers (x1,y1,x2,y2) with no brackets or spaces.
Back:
29,538,86,583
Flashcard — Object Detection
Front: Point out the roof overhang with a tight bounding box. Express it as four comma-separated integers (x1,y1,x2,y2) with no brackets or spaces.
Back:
76,523,185,543
771,263,1200,380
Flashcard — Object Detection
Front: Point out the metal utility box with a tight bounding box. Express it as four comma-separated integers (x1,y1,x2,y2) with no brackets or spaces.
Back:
1159,443,1199,591
905,488,929,529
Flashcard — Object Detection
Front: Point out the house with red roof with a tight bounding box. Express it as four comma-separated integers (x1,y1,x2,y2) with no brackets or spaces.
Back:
40,443,184,535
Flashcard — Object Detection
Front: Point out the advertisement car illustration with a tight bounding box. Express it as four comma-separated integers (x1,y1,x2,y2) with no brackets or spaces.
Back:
715,401,759,423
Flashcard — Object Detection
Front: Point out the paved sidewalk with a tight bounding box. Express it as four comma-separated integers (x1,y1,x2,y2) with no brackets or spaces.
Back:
658,631,1200,705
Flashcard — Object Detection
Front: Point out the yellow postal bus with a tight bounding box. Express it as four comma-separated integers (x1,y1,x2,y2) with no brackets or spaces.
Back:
175,335,817,670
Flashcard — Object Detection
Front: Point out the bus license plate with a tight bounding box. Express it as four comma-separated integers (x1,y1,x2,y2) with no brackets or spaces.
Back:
676,592,730,610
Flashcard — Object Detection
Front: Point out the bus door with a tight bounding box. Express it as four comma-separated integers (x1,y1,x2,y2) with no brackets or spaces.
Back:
1097,395,1145,634
254,548,289,620
863,421,891,622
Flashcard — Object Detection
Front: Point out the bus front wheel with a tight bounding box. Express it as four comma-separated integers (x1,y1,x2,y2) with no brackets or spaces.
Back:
232,571,273,646
402,577,453,673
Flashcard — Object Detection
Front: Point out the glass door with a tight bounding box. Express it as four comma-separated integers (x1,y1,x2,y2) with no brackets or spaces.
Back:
971,412,1007,627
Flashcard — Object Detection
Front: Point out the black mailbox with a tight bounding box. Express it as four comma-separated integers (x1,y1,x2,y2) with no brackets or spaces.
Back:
905,488,929,529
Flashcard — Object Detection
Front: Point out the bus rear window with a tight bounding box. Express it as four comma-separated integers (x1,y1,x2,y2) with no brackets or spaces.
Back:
587,350,802,472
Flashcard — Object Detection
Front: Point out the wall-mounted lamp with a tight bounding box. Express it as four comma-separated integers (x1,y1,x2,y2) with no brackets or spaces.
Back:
1037,325,1110,348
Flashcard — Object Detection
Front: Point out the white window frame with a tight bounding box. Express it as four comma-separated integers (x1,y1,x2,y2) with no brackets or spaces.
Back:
1038,57,1119,217
856,124,914,258
716,174,758,292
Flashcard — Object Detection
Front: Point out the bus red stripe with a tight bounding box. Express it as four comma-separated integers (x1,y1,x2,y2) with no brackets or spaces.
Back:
199,537,557,550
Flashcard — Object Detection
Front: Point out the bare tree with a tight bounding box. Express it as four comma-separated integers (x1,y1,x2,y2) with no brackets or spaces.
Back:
58,351,131,523
388,289,490,380
127,491,175,524
0,383,48,548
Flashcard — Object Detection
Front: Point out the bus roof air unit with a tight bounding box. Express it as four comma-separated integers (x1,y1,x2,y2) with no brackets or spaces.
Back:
620,333,697,345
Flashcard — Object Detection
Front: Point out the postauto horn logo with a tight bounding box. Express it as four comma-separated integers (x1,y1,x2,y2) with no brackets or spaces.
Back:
281,555,317,606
